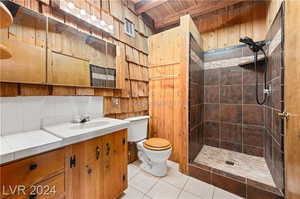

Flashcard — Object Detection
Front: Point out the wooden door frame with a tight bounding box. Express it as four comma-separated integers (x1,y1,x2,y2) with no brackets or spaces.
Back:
284,0,300,198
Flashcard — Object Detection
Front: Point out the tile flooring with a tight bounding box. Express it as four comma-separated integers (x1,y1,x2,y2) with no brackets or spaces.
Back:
121,160,244,199
194,145,275,187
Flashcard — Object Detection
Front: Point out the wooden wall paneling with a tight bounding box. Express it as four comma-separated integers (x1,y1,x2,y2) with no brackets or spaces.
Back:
101,10,114,27
116,44,126,89
0,39,46,84
19,84,49,96
195,2,267,51
252,2,267,41
101,0,110,13
148,27,181,66
0,83,18,97
111,97,121,113
130,80,139,98
128,63,141,80
121,80,131,97
120,98,129,113
113,19,120,40
75,88,95,96
125,61,130,79
109,0,124,22
105,113,116,118
94,88,114,96
115,113,128,119
137,16,146,35
125,45,134,62
107,42,116,68
51,86,76,96
142,67,149,82
104,97,112,114
124,7,138,31
113,89,122,97
132,48,140,64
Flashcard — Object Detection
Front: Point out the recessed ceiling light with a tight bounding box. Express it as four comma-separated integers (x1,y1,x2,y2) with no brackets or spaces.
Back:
67,2,75,9
80,9,86,16
91,15,97,21
100,20,106,26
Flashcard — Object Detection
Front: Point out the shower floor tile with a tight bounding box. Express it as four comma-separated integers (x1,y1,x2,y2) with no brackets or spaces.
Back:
194,145,276,188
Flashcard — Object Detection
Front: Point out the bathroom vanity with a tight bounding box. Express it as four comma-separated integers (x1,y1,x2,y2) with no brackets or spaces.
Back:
0,118,129,199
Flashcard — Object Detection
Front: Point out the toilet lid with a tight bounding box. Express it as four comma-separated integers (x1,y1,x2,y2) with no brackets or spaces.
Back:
143,138,171,151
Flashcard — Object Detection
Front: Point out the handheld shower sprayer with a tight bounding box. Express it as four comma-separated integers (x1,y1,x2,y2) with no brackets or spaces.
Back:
240,37,269,105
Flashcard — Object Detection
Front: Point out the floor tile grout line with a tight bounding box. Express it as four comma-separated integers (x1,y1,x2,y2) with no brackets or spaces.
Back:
176,177,190,199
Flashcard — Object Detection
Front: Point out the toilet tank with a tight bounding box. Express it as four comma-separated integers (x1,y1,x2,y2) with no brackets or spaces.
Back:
125,116,149,142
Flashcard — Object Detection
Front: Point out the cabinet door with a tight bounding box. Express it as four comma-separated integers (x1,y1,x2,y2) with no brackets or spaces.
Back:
103,129,128,199
47,51,90,87
0,39,46,84
65,138,104,199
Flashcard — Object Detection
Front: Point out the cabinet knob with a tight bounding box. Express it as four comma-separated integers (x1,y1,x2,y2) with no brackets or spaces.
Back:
106,143,110,155
29,163,38,171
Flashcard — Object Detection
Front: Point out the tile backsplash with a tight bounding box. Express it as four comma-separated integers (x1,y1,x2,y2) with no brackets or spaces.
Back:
0,96,103,136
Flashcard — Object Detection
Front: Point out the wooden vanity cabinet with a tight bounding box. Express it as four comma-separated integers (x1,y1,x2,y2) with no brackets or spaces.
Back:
65,129,128,199
0,129,128,199
0,149,65,199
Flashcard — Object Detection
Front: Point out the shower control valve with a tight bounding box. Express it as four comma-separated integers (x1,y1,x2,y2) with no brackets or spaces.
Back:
264,85,272,96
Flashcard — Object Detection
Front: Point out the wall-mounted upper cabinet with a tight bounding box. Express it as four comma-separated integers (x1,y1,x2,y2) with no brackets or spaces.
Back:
0,3,47,84
47,51,90,87
0,1,120,89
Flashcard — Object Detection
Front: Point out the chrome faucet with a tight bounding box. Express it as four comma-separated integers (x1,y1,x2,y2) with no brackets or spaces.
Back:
80,115,90,123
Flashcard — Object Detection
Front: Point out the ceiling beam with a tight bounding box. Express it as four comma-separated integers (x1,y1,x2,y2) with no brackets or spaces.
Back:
155,0,248,29
135,0,168,15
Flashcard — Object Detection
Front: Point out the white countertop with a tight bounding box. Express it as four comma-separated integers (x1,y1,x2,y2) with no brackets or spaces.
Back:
0,118,129,165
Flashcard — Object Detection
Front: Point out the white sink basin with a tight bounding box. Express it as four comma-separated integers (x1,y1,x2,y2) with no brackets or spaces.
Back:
69,121,110,130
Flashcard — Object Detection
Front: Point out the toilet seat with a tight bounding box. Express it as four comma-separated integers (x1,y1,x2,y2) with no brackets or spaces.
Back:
143,138,171,151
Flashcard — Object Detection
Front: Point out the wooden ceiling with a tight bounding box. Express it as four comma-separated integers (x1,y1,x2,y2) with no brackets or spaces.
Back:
132,0,251,30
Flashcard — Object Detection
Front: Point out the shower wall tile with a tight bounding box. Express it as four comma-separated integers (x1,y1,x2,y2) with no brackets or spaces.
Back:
243,85,263,104
220,67,243,85
220,104,242,124
242,63,265,85
204,86,219,103
220,123,242,144
204,121,220,140
204,104,220,121
243,105,265,126
204,69,220,85
243,126,264,147
220,85,242,104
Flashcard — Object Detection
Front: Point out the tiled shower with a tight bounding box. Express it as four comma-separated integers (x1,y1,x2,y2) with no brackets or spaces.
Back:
188,5,285,199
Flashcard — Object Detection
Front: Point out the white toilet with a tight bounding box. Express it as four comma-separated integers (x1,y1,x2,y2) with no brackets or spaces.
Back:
125,116,172,177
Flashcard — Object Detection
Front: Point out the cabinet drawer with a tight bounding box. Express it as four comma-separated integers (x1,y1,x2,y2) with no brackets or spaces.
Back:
6,173,65,199
0,149,65,197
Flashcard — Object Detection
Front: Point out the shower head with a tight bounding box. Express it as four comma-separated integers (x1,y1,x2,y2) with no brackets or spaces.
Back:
240,37,256,46
240,37,266,53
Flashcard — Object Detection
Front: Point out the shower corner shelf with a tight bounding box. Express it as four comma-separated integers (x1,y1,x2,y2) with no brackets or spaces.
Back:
0,2,13,29
239,56,266,67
